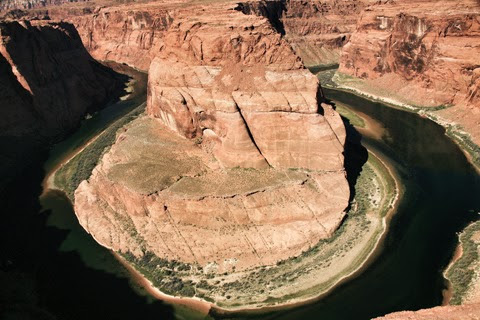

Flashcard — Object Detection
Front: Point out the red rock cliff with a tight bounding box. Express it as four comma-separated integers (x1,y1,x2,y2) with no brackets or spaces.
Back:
0,20,124,139
237,0,371,67
74,1,349,273
337,0,480,142
147,2,346,171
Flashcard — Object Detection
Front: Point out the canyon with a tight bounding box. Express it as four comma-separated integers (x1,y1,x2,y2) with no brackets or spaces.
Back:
0,0,479,318
0,18,125,188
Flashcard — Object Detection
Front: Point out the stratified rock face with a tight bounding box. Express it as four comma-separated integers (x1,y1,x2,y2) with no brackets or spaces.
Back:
282,0,369,66
69,5,174,71
0,20,124,139
338,0,480,108
0,0,87,12
148,3,346,171
374,303,480,320
237,0,370,67
74,2,349,272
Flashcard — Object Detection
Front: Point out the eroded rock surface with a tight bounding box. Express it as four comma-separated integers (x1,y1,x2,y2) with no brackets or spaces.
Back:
75,116,349,272
238,0,371,67
0,20,124,139
337,0,480,142
74,2,349,272
374,303,480,320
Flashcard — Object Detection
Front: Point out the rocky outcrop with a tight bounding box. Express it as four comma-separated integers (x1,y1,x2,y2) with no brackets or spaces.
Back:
74,1,349,273
0,20,125,139
337,0,480,143
0,0,87,12
66,4,175,71
374,303,480,320
147,2,345,170
237,0,371,67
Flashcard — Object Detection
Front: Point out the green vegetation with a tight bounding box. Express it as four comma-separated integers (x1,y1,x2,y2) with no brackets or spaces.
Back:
121,251,197,297
446,221,480,305
54,102,146,199
335,103,365,128
446,125,480,169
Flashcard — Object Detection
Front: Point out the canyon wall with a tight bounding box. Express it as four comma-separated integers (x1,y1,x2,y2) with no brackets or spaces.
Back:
65,4,175,71
374,303,480,320
337,0,480,142
237,0,370,67
282,0,369,67
0,20,125,187
0,0,88,12
74,1,349,273
3,0,371,71
0,20,124,139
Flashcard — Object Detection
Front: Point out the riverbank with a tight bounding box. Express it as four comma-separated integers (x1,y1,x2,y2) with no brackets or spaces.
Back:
314,66,480,310
47,90,402,313
316,68,480,174
443,221,480,305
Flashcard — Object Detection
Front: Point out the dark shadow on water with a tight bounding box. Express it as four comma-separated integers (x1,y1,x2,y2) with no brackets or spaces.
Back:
0,140,177,320
0,63,176,320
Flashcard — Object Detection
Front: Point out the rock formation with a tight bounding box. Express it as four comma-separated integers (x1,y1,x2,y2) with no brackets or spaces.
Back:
0,20,125,139
237,0,371,67
0,0,87,12
1,0,372,70
337,0,480,142
0,20,126,188
373,303,480,320
68,4,175,71
73,1,349,273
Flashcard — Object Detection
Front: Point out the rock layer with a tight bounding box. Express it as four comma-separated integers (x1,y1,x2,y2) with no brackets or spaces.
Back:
373,303,480,320
69,4,175,71
337,0,480,142
0,20,124,139
74,1,349,272
75,117,349,272
339,0,480,107
147,3,345,170
0,0,87,12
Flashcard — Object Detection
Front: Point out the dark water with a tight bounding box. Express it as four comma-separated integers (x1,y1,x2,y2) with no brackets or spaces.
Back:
0,66,181,320
1,79,479,320
233,88,480,320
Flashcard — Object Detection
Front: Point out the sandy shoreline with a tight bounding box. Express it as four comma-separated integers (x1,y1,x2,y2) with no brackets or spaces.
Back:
113,252,213,315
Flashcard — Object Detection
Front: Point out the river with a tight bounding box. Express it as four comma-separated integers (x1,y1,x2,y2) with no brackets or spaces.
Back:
1,66,479,320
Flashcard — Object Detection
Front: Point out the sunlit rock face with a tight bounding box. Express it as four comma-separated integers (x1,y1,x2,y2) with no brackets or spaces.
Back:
74,1,350,273
338,0,480,107
147,2,346,171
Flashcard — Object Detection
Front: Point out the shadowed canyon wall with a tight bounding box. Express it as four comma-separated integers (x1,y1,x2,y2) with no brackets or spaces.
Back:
0,20,125,186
